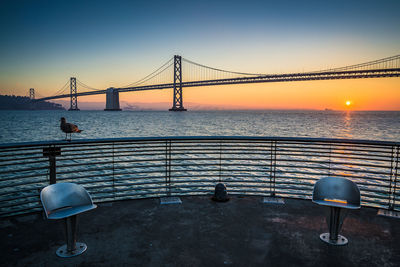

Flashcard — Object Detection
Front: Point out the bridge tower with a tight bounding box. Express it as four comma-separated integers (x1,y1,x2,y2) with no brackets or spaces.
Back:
68,77,80,111
29,88,35,100
169,55,187,111
29,88,35,110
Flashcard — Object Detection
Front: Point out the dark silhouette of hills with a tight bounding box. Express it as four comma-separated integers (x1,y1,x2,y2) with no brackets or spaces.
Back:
0,95,65,110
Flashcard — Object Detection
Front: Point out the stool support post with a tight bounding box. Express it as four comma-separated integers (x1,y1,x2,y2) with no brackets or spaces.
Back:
56,214,87,257
328,207,342,242
319,206,348,245
65,215,78,252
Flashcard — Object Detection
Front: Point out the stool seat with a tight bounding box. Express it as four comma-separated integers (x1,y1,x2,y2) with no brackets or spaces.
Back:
41,183,97,219
312,176,360,209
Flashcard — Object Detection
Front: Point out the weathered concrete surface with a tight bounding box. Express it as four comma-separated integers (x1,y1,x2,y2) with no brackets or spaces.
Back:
1,196,399,266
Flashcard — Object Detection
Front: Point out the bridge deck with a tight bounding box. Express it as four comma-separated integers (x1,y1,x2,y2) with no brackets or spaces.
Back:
1,196,399,266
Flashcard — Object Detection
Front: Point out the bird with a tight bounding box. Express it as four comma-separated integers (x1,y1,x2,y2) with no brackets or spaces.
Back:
60,117,83,141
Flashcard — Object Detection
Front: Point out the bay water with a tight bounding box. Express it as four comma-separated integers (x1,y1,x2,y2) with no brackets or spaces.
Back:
0,110,399,144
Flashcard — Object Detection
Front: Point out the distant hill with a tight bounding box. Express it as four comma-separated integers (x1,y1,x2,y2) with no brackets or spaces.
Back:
0,95,65,110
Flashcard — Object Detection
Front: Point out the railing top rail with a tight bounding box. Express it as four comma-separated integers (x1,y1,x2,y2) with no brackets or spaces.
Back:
0,136,399,149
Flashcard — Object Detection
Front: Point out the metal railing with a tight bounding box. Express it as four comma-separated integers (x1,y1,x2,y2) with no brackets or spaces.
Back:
0,136,398,217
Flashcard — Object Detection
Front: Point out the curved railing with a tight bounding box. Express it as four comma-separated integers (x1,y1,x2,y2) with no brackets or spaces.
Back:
0,136,398,217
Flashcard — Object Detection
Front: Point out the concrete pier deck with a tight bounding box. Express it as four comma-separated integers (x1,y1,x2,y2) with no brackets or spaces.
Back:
1,196,399,266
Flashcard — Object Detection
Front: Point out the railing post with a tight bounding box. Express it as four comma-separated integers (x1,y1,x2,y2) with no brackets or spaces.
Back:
219,141,222,183
112,142,115,199
160,139,181,205
388,146,399,210
165,140,172,196
327,144,332,176
43,146,61,184
49,155,56,185
392,146,399,209
388,146,394,209
270,141,277,197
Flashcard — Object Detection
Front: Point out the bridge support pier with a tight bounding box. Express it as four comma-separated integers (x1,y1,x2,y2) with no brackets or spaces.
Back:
169,55,187,111
104,88,122,111
68,77,80,111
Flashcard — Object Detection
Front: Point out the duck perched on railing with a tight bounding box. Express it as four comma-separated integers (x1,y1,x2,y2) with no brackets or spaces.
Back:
60,117,82,141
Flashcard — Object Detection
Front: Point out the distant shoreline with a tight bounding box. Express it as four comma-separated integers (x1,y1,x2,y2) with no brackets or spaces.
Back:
0,95,65,110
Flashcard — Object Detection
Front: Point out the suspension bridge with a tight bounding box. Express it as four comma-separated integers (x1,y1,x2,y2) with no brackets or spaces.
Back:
31,54,400,111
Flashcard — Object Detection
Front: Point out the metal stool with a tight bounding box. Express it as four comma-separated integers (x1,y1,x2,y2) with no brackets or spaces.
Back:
312,177,360,245
40,183,97,257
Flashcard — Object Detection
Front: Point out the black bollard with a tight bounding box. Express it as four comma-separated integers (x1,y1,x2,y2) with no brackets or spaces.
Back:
212,183,229,202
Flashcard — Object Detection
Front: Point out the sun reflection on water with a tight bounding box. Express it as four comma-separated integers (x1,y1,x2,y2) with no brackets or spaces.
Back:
343,111,353,138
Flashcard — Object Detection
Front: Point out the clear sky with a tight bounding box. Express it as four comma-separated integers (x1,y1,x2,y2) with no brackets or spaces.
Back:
0,0,399,110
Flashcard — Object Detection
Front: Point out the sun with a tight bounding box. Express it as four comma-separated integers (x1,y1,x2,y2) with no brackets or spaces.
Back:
345,100,351,107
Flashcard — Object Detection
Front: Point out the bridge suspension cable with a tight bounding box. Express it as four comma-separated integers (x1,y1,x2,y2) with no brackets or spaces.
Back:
181,57,266,82
35,92,45,99
318,54,400,73
182,57,264,76
50,80,70,97
76,79,102,92
121,57,174,88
